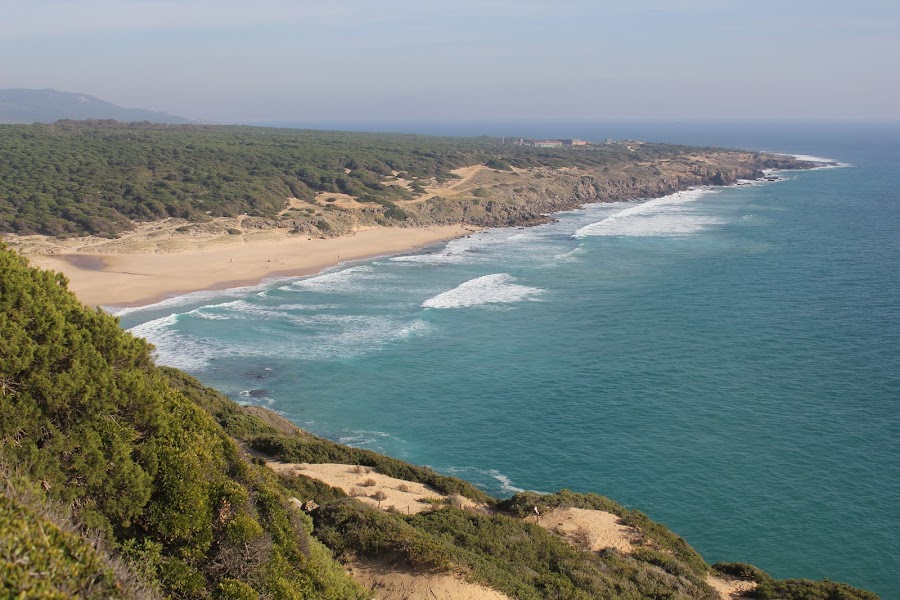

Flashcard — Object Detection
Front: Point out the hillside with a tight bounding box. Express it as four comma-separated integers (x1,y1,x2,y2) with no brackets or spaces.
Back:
0,243,879,599
0,89,192,125
0,121,806,239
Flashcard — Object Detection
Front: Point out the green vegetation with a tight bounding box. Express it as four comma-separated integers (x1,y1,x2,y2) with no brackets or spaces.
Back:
314,501,718,600
0,243,368,598
712,563,879,600
163,366,490,504
499,490,708,574
0,121,725,237
0,243,879,598
0,479,143,599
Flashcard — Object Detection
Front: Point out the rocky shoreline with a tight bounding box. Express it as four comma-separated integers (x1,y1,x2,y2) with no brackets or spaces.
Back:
239,150,815,236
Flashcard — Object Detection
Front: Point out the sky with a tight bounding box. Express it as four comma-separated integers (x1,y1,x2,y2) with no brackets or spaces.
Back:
2,0,899,123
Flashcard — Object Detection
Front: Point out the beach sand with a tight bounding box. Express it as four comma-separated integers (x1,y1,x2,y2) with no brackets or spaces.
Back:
10,223,471,308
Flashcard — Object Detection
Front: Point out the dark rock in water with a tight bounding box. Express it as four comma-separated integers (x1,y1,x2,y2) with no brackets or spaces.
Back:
248,389,269,398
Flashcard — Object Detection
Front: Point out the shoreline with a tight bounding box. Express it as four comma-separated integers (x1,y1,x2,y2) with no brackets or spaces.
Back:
7,154,831,310
16,224,474,308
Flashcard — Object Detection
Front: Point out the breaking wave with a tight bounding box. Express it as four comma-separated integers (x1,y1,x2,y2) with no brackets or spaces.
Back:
422,274,543,309
574,188,721,238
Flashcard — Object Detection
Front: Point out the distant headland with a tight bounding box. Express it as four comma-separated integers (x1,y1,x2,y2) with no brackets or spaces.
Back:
0,121,817,307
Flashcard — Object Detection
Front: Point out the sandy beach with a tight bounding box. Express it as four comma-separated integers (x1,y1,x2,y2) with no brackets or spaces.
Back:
9,223,472,308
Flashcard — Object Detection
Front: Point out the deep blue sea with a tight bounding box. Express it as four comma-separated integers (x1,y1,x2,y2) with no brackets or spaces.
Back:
119,122,900,598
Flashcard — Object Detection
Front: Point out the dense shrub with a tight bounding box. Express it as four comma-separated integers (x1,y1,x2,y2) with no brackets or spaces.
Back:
0,244,368,598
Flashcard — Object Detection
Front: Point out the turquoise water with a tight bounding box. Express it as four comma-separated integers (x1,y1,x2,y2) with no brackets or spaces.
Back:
119,126,900,597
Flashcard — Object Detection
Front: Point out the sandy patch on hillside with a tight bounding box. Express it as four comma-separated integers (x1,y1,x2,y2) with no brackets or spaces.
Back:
536,507,638,553
347,557,511,600
707,574,757,599
268,462,485,515
402,165,491,204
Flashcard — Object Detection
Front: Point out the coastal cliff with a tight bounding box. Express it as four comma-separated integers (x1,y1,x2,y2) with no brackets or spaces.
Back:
238,147,807,236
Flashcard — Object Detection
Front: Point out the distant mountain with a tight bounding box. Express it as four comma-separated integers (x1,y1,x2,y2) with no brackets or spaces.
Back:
0,88,192,124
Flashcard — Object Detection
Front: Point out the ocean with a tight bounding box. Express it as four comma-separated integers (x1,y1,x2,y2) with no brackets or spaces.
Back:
118,122,900,597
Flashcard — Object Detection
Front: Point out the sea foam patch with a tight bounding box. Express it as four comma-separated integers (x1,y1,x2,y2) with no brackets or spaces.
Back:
441,466,527,495
337,429,407,450
780,153,851,169
289,265,392,294
574,188,721,238
128,313,221,371
422,273,543,309
108,279,288,317
390,234,489,265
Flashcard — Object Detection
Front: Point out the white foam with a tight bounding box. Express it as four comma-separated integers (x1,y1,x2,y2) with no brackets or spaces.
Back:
237,390,276,406
390,235,486,266
107,279,285,317
791,154,838,164
127,313,178,339
487,469,525,494
422,274,543,309
212,300,292,320
441,466,526,495
271,303,343,311
309,317,429,354
189,310,233,321
132,306,432,367
777,153,851,169
337,429,405,448
574,188,721,238
127,313,221,371
289,265,391,293
554,246,586,261
256,315,429,360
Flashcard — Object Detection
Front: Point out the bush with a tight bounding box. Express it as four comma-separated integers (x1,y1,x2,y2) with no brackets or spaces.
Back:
226,514,264,543
485,158,512,171
0,244,367,598
712,562,771,583
753,579,880,600
215,579,259,600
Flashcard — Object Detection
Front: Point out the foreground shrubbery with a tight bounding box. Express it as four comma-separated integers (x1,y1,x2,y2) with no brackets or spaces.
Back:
0,244,368,598
0,483,143,599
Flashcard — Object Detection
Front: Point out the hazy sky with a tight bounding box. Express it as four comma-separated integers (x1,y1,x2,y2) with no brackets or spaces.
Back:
3,0,899,122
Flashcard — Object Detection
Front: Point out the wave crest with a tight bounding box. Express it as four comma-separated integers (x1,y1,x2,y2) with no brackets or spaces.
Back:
574,188,720,238
422,274,543,309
